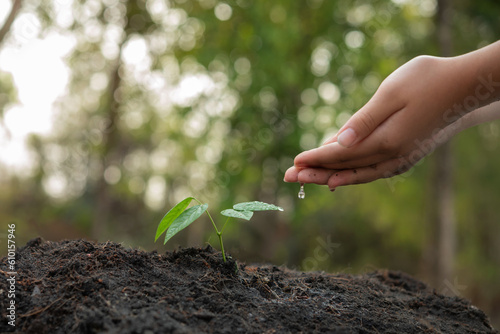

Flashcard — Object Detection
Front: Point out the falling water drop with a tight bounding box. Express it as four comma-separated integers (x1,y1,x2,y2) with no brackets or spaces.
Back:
298,183,305,199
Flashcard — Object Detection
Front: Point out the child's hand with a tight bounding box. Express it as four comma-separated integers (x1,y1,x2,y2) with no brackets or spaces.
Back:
285,41,500,190
284,102,499,189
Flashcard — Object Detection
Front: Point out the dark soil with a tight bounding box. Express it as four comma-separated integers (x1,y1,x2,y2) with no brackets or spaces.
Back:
0,238,497,334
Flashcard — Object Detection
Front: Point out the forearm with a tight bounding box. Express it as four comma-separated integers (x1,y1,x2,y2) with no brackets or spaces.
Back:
459,100,500,129
452,41,500,114
435,100,500,143
468,40,500,102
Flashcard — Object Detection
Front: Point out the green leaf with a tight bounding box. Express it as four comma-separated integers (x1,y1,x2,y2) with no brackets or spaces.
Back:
233,201,284,212
221,209,254,221
164,203,208,244
155,197,194,242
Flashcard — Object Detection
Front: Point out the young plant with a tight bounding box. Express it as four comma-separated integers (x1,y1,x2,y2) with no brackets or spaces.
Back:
155,197,283,262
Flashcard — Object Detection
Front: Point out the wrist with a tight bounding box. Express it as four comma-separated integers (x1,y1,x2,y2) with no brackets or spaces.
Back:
456,41,500,107
438,46,500,125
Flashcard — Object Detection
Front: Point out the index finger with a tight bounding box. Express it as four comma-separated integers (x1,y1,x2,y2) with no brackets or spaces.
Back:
294,140,387,170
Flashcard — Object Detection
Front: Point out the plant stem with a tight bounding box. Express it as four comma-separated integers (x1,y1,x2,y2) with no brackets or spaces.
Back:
193,198,227,262
205,209,220,234
217,232,227,262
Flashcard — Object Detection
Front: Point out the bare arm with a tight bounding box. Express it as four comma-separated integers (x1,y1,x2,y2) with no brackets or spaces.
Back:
285,41,500,190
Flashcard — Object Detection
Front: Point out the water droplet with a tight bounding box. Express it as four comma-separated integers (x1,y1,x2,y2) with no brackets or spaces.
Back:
298,183,305,199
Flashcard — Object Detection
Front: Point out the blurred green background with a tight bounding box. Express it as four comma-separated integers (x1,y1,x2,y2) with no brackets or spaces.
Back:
0,0,499,328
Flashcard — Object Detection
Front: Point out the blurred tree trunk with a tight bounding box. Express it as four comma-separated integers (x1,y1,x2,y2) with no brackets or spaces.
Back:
0,0,22,47
91,43,125,240
426,0,456,287
0,0,22,137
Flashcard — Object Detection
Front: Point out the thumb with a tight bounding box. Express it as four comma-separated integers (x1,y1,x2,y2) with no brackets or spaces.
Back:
336,112,375,148
332,90,403,148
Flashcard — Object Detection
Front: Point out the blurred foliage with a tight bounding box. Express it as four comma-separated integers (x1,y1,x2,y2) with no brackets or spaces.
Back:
0,70,17,123
0,0,499,328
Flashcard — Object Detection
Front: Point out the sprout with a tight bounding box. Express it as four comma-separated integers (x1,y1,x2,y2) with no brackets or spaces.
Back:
155,197,283,262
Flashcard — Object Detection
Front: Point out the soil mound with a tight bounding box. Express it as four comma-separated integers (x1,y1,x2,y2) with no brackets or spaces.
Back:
1,238,497,333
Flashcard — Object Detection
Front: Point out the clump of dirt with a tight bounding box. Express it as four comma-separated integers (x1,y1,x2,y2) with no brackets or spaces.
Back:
0,238,497,333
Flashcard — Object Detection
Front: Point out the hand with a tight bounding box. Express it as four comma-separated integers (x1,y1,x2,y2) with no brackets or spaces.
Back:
284,103,499,189
285,46,500,190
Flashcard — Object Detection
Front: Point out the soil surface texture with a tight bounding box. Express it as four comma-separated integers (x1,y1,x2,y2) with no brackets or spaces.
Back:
0,238,497,334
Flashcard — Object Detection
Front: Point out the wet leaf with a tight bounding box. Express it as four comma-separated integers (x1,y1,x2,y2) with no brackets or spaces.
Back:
155,197,194,242
164,203,208,244
221,209,254,221
233,201,284,212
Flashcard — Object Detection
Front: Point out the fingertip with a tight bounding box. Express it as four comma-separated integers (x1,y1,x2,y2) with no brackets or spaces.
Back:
327,171,343,189
297,168,335,185
337,128,357,148
284,166,298,183
294,145,331,167
293,150,311,168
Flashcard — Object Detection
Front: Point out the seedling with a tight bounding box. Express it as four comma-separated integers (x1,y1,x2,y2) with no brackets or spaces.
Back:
155,197,283,262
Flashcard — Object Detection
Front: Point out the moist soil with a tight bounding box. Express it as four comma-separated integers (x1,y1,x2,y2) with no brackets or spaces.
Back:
0,238,497,334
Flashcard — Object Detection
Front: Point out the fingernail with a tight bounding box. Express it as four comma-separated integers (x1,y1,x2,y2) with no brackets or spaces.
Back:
337,128,357,148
